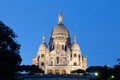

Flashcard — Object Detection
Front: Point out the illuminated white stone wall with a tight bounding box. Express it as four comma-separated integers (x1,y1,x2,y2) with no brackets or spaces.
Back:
32,13,87,74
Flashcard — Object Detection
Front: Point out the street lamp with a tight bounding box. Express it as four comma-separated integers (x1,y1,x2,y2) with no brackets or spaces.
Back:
111,75,114,79
95,72,98,76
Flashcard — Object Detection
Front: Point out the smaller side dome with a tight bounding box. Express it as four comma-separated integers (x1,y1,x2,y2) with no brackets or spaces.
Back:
38,43,48,51
71,36,80,51
38,36,48,51
72,43,80,51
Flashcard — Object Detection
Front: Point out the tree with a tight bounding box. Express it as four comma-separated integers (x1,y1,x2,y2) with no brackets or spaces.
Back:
113,65,120,80
17,65,44,75
71,69,85,75
76,69,85,74
71,70,77,74
0,21,22,80
86,66,112,80
117,58,120,64
29,65,44,74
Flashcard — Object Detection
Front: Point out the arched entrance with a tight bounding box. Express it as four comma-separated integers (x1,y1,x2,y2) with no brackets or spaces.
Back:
55,69,59,74
62,69,66,74
48,69,53,74
48,69,66,74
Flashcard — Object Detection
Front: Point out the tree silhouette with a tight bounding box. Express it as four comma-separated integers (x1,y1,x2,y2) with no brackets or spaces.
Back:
71,69,85,75
17,65,44,75
86,66,112,80
0,21,22,80
76,69,85,74
117,58,120,64
71,69,77,74
113,65,120,80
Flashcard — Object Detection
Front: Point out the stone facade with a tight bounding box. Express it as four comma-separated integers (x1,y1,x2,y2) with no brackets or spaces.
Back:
32,13,87,74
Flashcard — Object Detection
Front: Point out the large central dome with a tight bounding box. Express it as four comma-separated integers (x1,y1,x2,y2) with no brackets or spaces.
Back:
52,23,69,35
52,13,69,37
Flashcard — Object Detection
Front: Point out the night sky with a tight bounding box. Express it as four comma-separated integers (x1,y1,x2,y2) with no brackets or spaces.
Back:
0,0,120,67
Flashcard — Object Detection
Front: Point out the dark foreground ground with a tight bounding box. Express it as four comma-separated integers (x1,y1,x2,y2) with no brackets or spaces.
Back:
17,74,91,80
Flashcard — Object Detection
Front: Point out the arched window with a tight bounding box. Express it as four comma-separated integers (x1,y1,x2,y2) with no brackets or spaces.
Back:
41,54,44,57
73,62,77,66
70,54,72,57
51,61,53,66
56,57,59,64
41,62,44,66
65,45,67,51
78,54,80,57
62,45,64,50
74,54,77,57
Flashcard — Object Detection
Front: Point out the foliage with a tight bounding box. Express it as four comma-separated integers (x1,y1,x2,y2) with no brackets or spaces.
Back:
0,21,22,80
71,69,85,74
76,69,85,74
116,58,120,64
86,65,120,80
71,70,77,74
113,65,120,80
17,65,44,74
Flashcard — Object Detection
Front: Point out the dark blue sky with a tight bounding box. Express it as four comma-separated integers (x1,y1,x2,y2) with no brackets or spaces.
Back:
0,0,120,67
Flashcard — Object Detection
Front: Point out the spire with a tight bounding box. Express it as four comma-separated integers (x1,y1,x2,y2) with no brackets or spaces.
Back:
42,36,46,43
74,36,77,43
58,13,62,23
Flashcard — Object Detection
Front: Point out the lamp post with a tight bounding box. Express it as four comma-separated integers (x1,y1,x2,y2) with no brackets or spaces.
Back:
95,72,98,77
111,75,115,79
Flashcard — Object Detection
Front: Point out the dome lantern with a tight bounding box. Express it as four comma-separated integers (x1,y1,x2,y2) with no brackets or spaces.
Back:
74,36,77,43
51,13,70,38
58,13,62,24
72,36,80,51
42,36,46,43
38,36,48,51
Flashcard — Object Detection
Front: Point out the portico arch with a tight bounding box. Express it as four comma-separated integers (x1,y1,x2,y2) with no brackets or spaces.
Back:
55,69,59,74
48,69,53,74
61,69,66,74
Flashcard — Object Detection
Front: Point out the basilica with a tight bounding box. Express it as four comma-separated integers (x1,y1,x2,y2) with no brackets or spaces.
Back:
32,13,87,74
